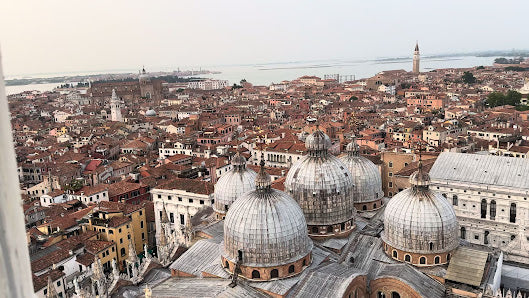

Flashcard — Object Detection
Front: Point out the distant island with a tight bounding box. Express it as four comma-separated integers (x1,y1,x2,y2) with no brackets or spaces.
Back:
5,69,219,86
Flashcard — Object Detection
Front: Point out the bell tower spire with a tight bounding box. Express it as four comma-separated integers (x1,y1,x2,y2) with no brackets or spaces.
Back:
413,41,420,74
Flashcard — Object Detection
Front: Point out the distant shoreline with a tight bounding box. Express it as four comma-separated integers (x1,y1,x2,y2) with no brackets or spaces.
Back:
6,49,528,87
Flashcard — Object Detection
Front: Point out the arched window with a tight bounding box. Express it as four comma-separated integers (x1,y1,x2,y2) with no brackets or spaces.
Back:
510,203,516,223
311,227,319,234
481,199,487,219
452,195,458,206
461,227,466,239
419,256,426,264
490,200,496,220
429,242,434,251
288,265,295,274
434,256,440,264
484,231,490,245
302,259,306,267
373,203,377,209
341,222,346,231
225,261,229,268
270,269,279,279
392,250,398,259
251,270,260,279
404,254,411,262
377,292,386,298
121,247,126,257
391,292,401,298
362,205,367,211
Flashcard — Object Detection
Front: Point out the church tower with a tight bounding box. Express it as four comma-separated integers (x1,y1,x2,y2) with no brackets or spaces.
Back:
110,89,123,122
413,42,420,74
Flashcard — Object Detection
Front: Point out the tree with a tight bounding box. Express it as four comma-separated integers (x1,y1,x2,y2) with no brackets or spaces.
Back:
486,90,522,107
486,92,505,107
462,71,476,84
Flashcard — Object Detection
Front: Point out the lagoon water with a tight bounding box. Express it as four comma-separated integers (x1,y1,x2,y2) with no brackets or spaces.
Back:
5,56,496,95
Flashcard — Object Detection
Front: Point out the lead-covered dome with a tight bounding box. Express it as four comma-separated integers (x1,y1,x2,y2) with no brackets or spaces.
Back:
382,163,459,266
213,153,256,218
285,129,355,238
222,162,312,280
340,139,383,211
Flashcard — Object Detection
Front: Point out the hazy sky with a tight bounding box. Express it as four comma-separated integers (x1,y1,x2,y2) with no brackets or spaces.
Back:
1,0,527,76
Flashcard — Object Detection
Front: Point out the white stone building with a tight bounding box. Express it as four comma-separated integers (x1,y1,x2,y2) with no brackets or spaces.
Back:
430,152,529,264
151,178,214,244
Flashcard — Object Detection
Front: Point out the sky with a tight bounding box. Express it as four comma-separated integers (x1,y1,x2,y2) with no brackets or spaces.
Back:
0,0,527,77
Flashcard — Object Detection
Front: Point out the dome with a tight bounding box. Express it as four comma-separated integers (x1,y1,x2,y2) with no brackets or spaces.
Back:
145,108,156,117
222,163,312,276
285,129,355,238
340,139,383,209
382,164,459,259
213,153,257,216
305,130,332,152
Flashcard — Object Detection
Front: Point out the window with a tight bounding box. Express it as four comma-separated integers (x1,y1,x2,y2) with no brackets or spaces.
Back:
139,211,142,216
121,247,126,256
510,203,516,223
404,254,411,262
377,292,386,298
484,231,489,245
311,227,318,233
429,242,434,251
127,234,131,240
180,214,185,225
170,213,174,223
57,280,61,286
389,161,393,168
481,199,487,219
200,200,204,205
252,270,260,279
119,228,122,233
461,227,466,239
392,250,398,259
270,269,279,279
142,233,145,240
178,197,182,202
157,194,161,199
288,265,295,274
452,195,458,206
388,172,393,177
362,205,367,211
434,256,440,264
490,200,496,220
189,199,193,203
391,293,401,298
140,221,144,229
388,182,393,188
120,238,123,244
419,257,426,265
168,196,172,200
